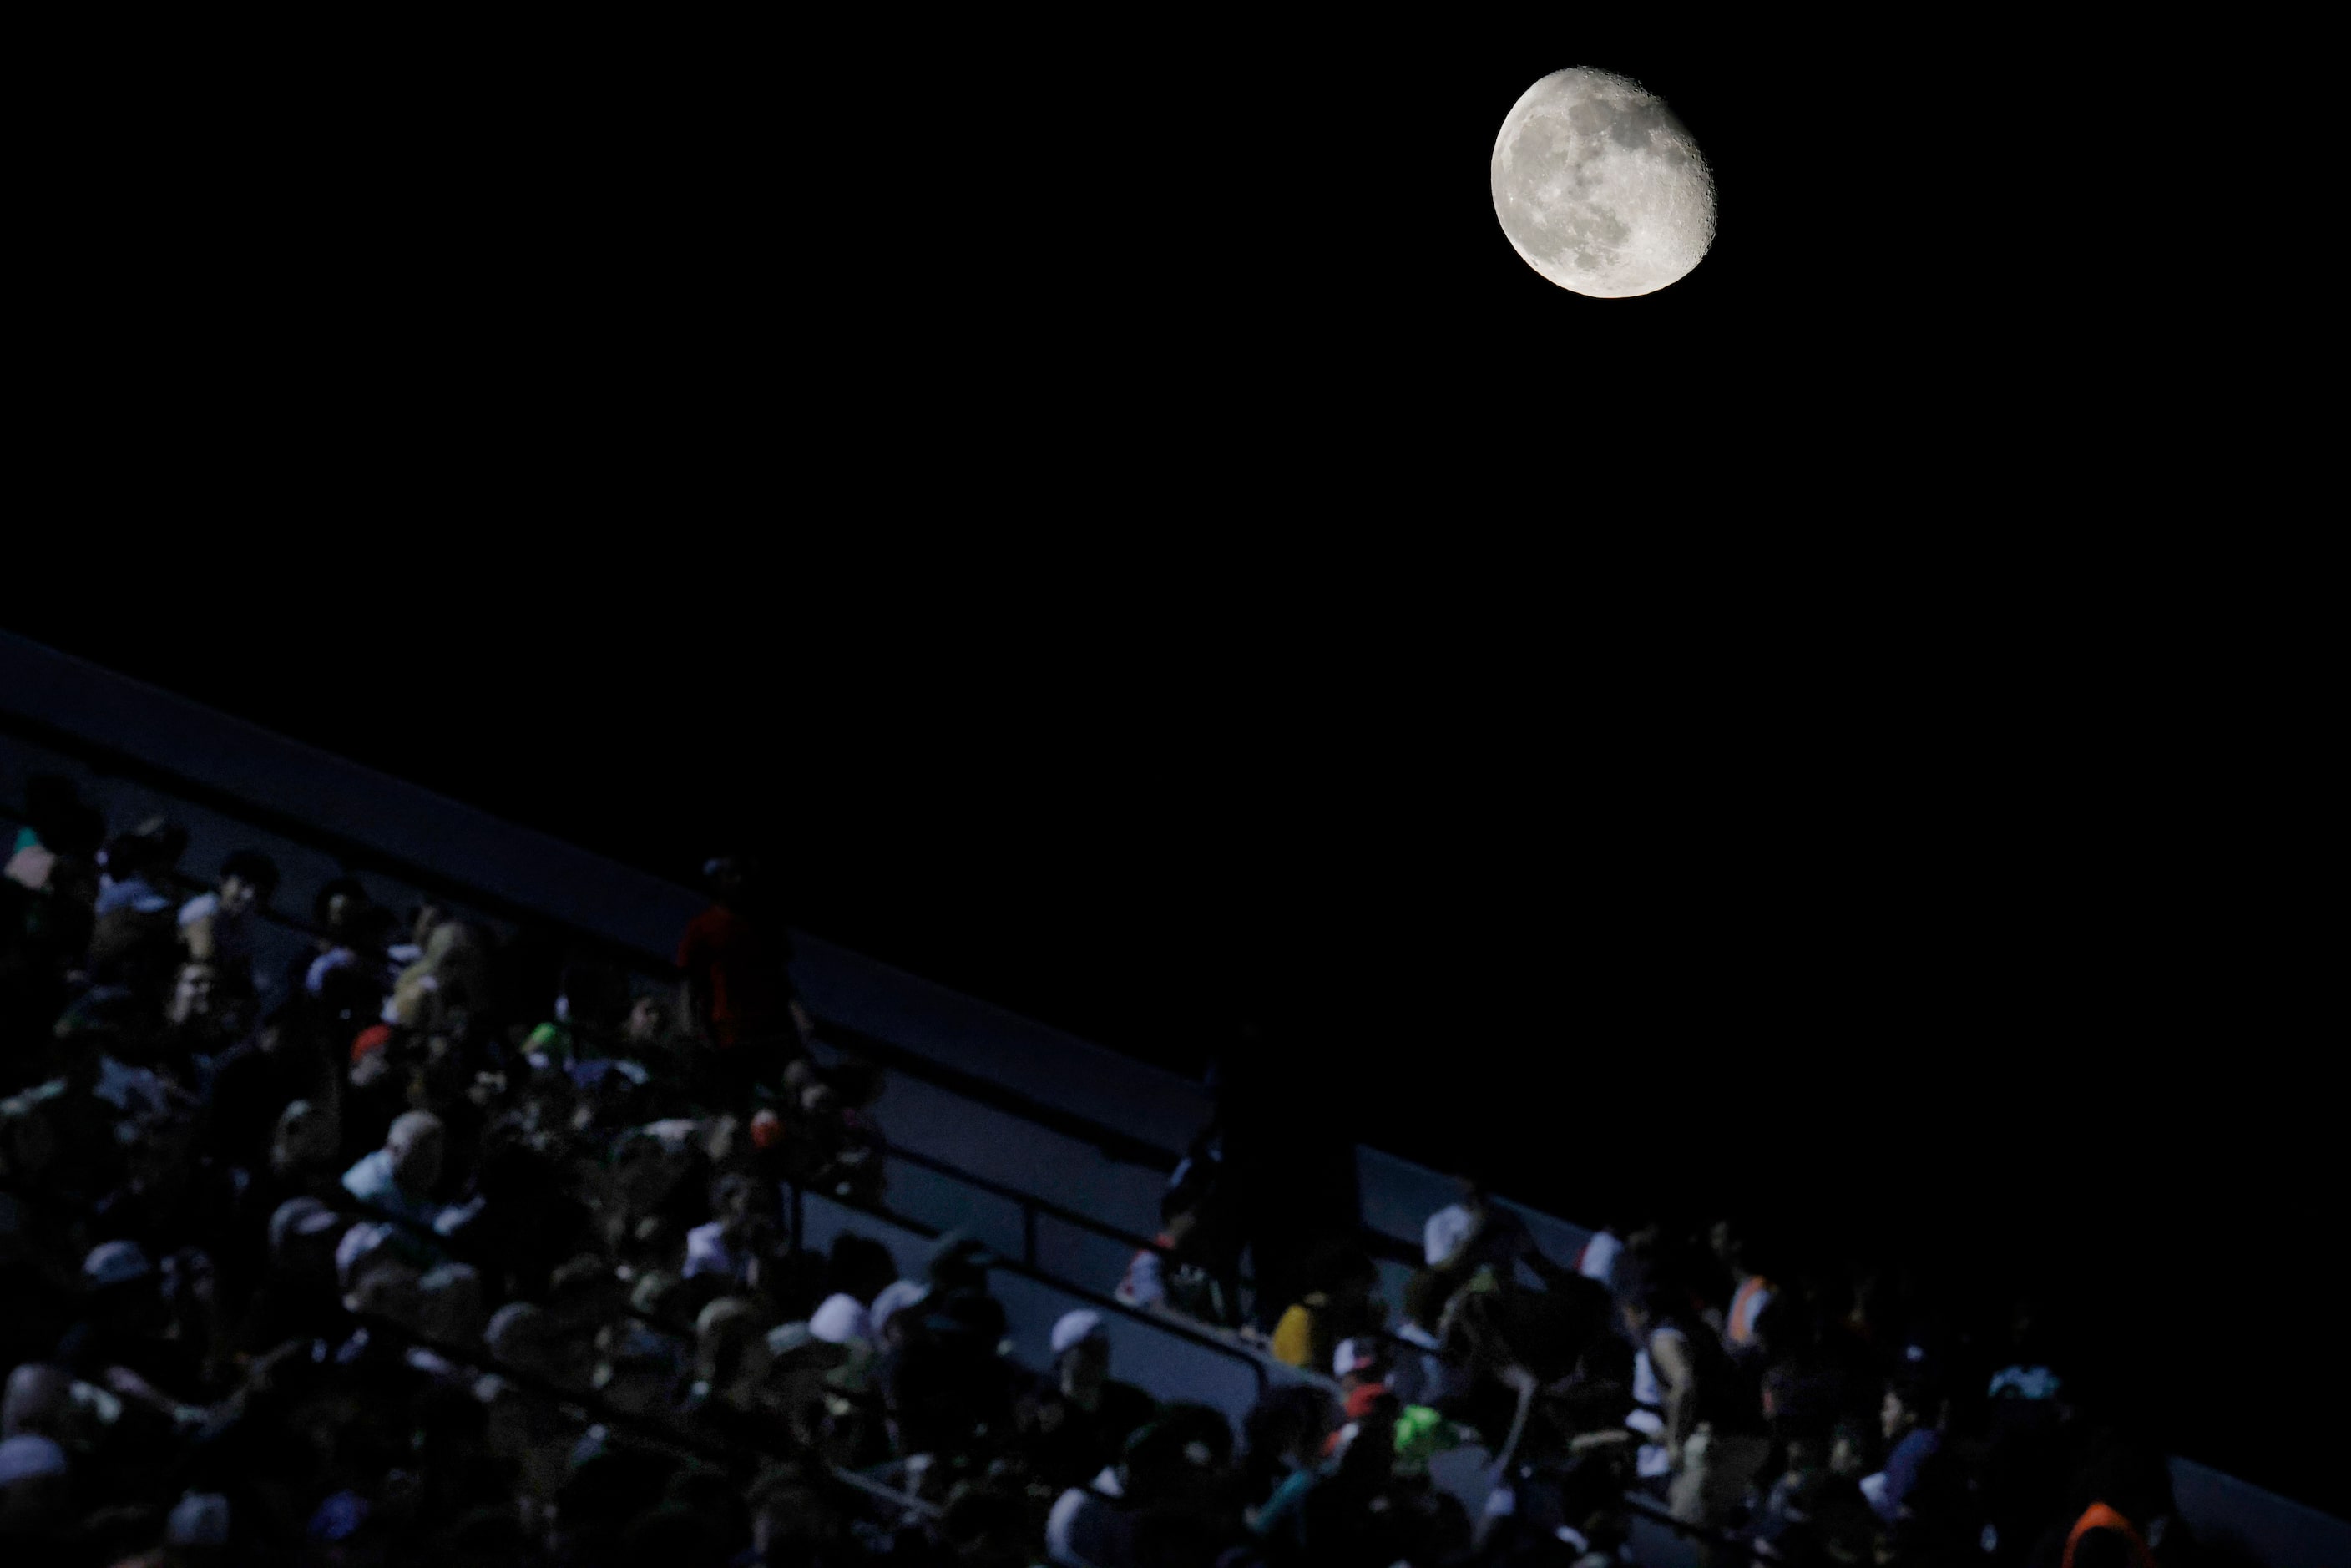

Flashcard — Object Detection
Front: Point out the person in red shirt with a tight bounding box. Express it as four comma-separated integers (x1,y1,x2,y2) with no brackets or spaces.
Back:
676,856,811,1105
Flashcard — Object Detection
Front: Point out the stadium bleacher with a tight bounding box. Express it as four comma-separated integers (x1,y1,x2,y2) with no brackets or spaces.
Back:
3,628,2343,1568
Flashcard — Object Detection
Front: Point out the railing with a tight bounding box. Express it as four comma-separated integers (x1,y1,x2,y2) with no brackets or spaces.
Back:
779,1176,1314,1403
0,704,673,994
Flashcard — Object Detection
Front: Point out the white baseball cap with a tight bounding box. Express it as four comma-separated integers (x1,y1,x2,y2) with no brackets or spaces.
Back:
1045,1485,1132,1566
83,1239,153,1288
868,1279,929,1336
808,1292,870,1345
1051,1310,1107,1357
169,1491,232,1546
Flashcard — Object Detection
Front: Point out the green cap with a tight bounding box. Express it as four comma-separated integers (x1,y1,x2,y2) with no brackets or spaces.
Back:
1392,1404,1464,1474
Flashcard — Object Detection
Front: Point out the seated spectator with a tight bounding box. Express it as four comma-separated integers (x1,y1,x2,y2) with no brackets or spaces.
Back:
78,893,183,1042
1115,1186,1230,1325
1423,1168,1529,1277
175,849,277,979
680,1297,789,1449
57,1240,207,1418
310,876,371,943
1619,1277,1772,1538
482,1301,564,1385
592,1323,689,1420
415,1262,488,1348
876,1233,1017,1464
235,1196,350,1353
1752,1433,1828,1550
200,1006,330,1174
1332,1338,1386,1399
382,901,446,969
159,959,245,1062
1828,1414,1875,1480
1707,1216,1779,1364
1573,1213,1632,1288
1863,1371,1945,1523
2035,1432,2177,1568
549,957,632,1052
1022,1310,1158,1492
1237,1383,1332,1523
868,1277,932,1345
1252,1385,1407,1565
268,1098,342,1193
620,994,682,1056
1269,1247,1385,1375
1979,1293,2075,1560
806,1292,872,1346
94,817,185,918
306,899,396,1040
1781,1473,1883,1568
2,847,97,1055
336,1221,434,1326
342,1110,448,1229
680,1172,776,1293
781,1068,887,1204
385,920,493,1035
1428,1262,1610,1456
1986,1291,2066,1409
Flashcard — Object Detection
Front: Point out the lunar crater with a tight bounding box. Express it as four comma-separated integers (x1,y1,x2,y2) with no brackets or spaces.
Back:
1489,67,1714,298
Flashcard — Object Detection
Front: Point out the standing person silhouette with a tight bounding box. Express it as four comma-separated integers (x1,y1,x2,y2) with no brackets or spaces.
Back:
678,855,811,1105
1213,1018,1362,1338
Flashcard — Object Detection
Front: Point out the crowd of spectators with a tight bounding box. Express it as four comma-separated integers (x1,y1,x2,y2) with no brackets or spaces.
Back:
1118,1152,2202,1567
0,777,2215,1565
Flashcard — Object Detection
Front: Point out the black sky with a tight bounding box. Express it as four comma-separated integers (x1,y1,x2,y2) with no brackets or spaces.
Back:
11,16,2336,1513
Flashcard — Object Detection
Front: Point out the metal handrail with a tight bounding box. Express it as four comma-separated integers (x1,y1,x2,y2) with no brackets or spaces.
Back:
881,1140,1221,1275
332,1312,943,1523
780,1176,1331,1403
0,706,680,999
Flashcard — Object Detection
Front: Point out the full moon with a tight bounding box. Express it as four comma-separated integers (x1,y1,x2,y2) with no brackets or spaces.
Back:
1489,68,1715,298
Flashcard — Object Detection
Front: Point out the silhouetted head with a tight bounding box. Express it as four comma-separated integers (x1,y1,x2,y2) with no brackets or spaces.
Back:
385,1110,446,1196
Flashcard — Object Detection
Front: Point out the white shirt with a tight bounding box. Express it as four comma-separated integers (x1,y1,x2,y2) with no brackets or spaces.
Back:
306,948,356,997
96,875,170,916
1425,1203,1476,1267
1575,1230,1622,1285
1116,1246,1165,1308
181,891,259,965
1727,1277,1776,1346
1630,1325,1690,1479
683,1221,739,1281
1631,1330,1687,1411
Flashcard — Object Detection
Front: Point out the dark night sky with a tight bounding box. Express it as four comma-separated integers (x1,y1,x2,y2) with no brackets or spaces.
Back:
12,17,2336,1512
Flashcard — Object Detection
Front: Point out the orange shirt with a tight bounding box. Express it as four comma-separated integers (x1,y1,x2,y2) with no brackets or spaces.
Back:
1727,1275,1774,1347
676,903,794,1047
2061,1503,2156,1568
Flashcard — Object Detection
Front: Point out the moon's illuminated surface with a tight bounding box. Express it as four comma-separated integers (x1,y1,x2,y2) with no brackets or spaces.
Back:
1490,68,1715,298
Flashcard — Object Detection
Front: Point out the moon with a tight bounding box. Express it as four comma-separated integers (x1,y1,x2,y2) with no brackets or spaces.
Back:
1489,68,1715,298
